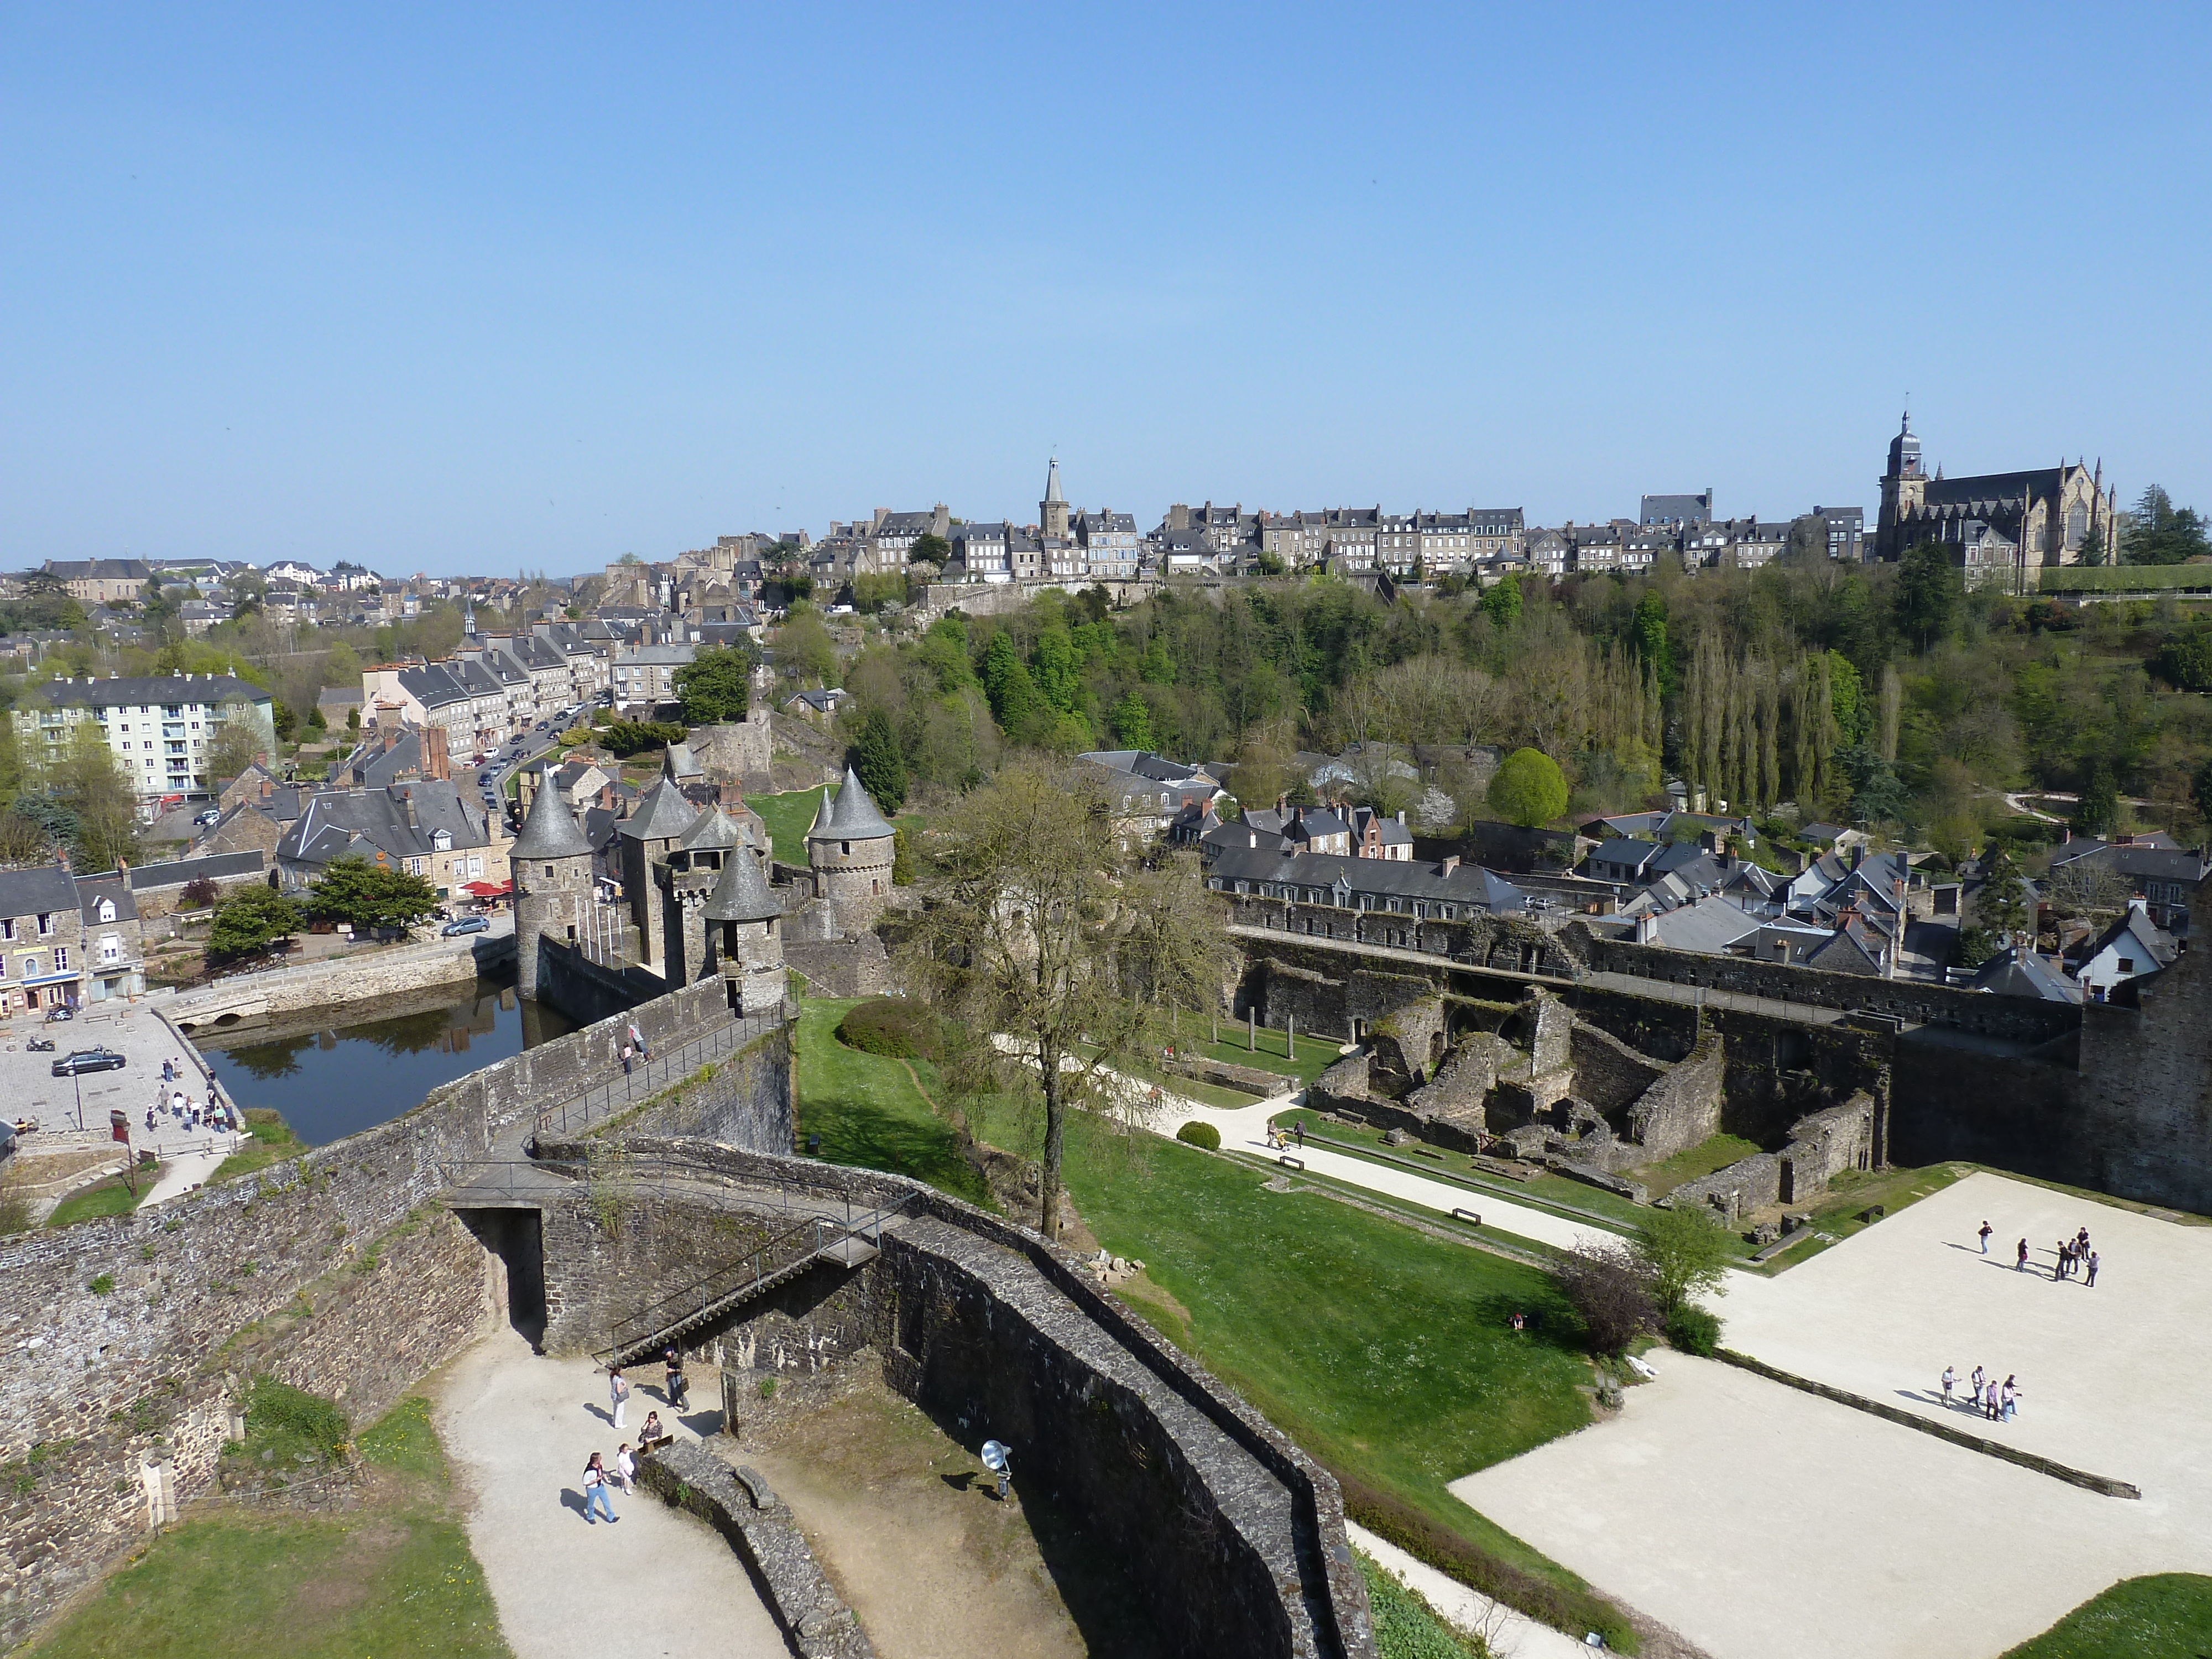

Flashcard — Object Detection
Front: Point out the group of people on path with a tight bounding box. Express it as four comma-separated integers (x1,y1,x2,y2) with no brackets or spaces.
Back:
1262,1119,1307,1152
1980,1218,2101,1286
144,1057,234,1137
582,1346,688,1527
1940,1363,2023,1423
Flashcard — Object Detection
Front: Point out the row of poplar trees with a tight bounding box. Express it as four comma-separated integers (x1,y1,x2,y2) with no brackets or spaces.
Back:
1674,639,1851,816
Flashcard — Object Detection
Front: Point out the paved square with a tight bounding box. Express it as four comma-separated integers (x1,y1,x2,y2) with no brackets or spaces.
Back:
1451,1173,2212,1659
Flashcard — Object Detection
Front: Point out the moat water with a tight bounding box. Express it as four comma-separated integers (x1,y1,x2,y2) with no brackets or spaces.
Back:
197,977,577,1146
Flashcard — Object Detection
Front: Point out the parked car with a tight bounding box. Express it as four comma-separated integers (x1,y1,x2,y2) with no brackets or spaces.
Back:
441,916,492,937
477,771,493,786
193,808,222,827
43,1005,74,1022
51,1048,126,1077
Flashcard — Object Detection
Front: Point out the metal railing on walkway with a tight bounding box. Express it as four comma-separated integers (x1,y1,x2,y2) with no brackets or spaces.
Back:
594,1188,919,1366
527,1013,782,1145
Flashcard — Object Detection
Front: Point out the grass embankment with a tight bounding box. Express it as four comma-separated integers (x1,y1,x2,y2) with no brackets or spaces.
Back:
48,1168,161,1228
31,1394,508,1659
1358,1552,1486,1658
744,787,925,865
210,1107,304,1184
2001,1574,2212,1658
791,998,987,1203
792,1006,1636,1649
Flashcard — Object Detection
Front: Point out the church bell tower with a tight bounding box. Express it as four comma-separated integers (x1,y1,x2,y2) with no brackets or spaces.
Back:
1876,411,1927,560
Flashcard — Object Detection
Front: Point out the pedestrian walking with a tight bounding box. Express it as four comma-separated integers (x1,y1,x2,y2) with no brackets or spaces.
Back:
1970,1365,1985,1404
613,1444,637,1494
2086,1251,2099,1287
620,1042,634,1076
1978,1221,1992,1254
161,1057,174,1083
664,1347,688,1410
169,1089,185,1117
608,1365,629,1430
1292,1121,1305,1150
1986,1380,2002,1422
627,1021,650,1061
2016,1238,2028,1270
2003,1375,2021,1421
1940,1365,1957,1406
581,1453,618,1524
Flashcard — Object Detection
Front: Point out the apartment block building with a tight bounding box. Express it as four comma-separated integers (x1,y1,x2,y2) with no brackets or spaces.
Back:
13,673,278,808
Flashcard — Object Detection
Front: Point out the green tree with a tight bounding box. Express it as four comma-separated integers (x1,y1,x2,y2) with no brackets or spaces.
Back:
1480,575,1522,628
2079,523,2107,567
1109,690,1153,750
848,707,909,813
603,719,688,758
272,700,299,743
321,640,363,687
1632,590,1673,695
907,762,1233,1241
1635,1206,1733,1314
908,532,951,566
890,823,916,886
1892,542,1964,650
773,609,839,686
674,644,753,724
2122,486,2210,566
980,632,1040,731
1486,747,1568,827
305,855,439,931
2078,761,2119,837
207,886,301,962
2192,755,2212,825
1033,626,1080,714
1978,842,2030,943
47,727,139,872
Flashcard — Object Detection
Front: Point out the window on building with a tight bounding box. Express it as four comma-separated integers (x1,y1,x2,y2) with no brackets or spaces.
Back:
35,914,50,936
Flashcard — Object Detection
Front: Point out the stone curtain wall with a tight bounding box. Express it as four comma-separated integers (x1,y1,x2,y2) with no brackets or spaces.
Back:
544,1134,1375,1659
1569,1022,1667,1117
1623,1032,1725,1162
1564,922,2082,1046
165,930,513,1034
0,975,734,1645
613,1024,794,1150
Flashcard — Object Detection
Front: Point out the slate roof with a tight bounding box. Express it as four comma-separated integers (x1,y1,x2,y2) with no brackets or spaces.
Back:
126,851,267,890
509,779,593,861
28,674,269,711
278,782,494,870
0,865,83,918
815,766,895,840
620,778,703,843
678,806,747,853
1969,947,2082,1002
703,847,781,923
74,874,137,924
1205,844,1528,913
2076,903,2178,977
2047,839,2209,886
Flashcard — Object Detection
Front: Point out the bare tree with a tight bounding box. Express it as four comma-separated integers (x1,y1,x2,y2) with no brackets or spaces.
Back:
907,762,1234,1241
2045,858,2136,921
1552,1240,1660,1356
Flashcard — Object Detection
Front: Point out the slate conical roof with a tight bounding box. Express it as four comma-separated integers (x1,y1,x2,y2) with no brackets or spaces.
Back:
809,765,895,841
509,780,592,861
703,847,781,923
619,776,699,842
678,805,744,852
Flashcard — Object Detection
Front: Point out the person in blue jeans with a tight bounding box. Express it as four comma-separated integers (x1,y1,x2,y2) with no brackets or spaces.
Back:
582,1452,619,1524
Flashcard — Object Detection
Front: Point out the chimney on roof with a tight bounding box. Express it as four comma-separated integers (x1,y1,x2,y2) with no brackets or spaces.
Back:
1442,855,1460,875
1396,809,1406,825
260,776,273,801
1850,842,1866,869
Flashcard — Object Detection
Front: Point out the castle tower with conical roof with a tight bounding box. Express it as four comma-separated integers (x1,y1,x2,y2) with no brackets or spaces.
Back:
805,765,897,935
705,834,786,1016
509,779,596,999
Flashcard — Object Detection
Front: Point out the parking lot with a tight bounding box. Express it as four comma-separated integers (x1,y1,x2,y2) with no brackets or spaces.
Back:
2,995,236,1153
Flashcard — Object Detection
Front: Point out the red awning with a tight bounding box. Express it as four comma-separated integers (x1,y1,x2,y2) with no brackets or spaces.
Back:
461,880,512,897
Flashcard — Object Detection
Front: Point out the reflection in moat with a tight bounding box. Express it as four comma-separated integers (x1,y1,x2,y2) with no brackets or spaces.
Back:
198,977,577,1146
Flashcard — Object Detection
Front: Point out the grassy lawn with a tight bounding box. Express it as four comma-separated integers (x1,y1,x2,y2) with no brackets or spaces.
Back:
211,1107,303,1185
32,1395,507,1659
790,998,987,1204
745,787,925,865
1181,1022,1344,1087
48,1168,161,1228
1627,1131,1764,1199
792,1001,1635,1646
2001,1574,2212,1658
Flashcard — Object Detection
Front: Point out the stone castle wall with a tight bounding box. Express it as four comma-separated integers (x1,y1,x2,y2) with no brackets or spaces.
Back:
164,930,513,1035
0,973,738,1645
536,1134,1375,1659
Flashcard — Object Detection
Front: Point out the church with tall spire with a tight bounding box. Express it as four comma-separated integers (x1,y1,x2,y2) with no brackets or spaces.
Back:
1874,412,2118,592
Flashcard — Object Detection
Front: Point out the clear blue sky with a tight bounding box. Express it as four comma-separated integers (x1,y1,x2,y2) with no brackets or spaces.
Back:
4,4,2206,576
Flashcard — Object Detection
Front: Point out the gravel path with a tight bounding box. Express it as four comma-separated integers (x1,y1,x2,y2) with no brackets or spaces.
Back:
435,1329,789,1659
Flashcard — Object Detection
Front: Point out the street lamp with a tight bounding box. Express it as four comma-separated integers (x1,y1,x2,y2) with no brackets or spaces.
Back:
71,1065,85,1134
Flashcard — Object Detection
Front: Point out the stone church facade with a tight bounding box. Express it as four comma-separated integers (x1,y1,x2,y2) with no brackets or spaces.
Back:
1874,414,2119,592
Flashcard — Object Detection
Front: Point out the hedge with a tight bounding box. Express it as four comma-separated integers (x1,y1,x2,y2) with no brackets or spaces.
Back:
2041,564,2212,593
1175,1121,1221,1151
833,997,942,1063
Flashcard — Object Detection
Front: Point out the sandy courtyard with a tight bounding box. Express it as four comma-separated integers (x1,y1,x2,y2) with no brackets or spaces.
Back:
1452,1172,2212,1659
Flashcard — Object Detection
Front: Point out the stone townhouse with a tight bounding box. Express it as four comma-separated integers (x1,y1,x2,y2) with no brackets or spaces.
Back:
40,558,152,606
1073,510,1142,579
72,872,144,1003
862,505,952,576
952,521,1013,583
612,643,696,712
274,780,511,901
13,673,278,810
0,865,87,1014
